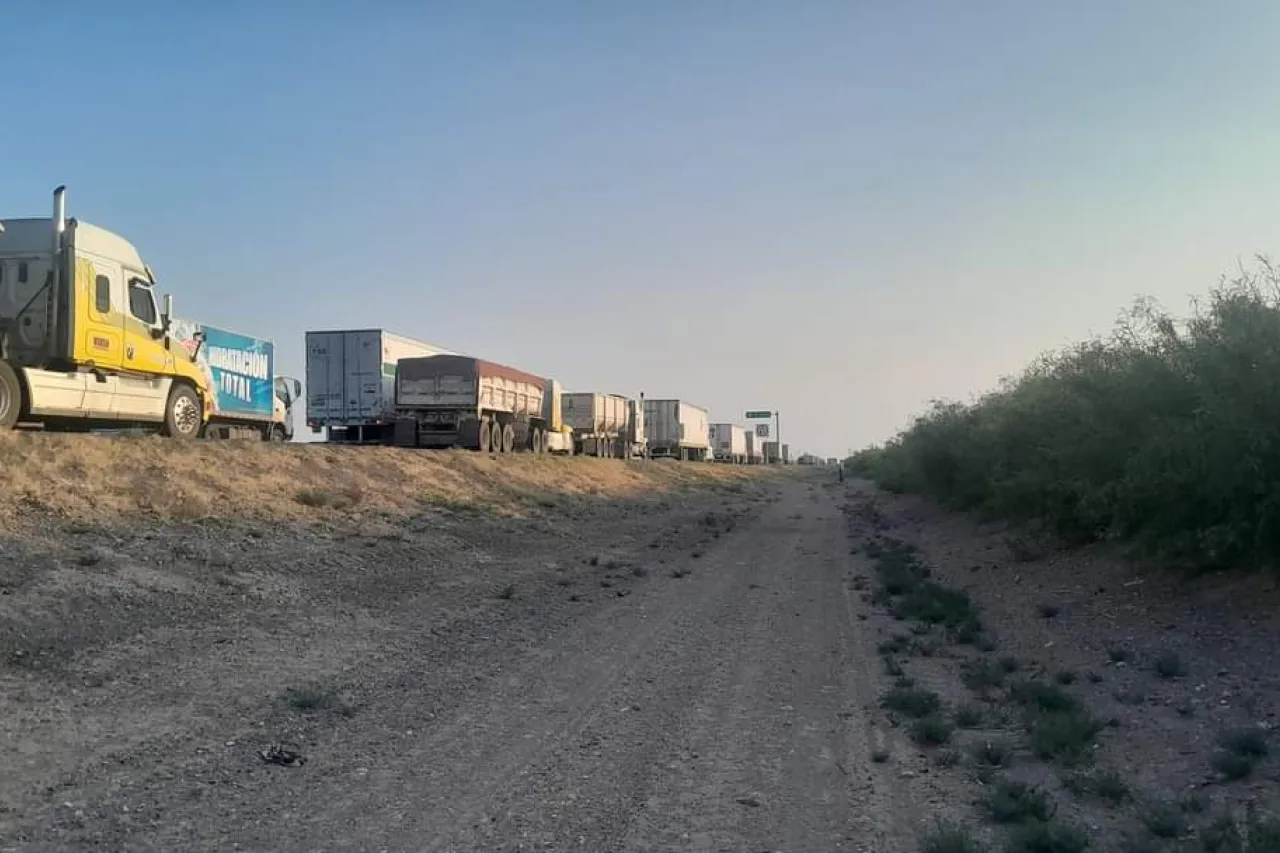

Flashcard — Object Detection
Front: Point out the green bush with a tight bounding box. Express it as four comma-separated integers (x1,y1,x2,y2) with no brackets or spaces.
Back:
850,265,1280,570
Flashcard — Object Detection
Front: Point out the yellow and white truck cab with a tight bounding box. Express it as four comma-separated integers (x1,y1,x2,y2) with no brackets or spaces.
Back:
0,186,209,436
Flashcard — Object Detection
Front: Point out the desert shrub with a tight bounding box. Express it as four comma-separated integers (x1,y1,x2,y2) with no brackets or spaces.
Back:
849,263,1280,570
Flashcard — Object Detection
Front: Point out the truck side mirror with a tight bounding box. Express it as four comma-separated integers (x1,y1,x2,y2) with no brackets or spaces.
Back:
293,379,302,398
161,294,173,332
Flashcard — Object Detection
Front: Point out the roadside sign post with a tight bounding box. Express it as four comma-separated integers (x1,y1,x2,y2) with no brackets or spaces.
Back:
746,409,780,464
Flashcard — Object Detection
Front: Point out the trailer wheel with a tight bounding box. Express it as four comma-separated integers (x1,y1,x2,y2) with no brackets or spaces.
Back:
478,418,491,452
501,423,515,454
267,424,287,442
533,429,545,454
162,384,202,439
0,362,21,430
490,420,503,454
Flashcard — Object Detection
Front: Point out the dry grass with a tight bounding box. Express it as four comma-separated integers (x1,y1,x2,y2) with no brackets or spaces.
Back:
0,434,770,529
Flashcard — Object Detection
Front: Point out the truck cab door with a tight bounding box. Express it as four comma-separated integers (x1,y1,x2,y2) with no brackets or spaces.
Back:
79,261,126,372
114,276,169,419
78,260,126,417
274,376,300,439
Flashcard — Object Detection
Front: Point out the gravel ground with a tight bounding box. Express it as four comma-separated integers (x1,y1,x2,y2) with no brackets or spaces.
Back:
1,468,959,852
8,466,1278,852
844,480,1280,853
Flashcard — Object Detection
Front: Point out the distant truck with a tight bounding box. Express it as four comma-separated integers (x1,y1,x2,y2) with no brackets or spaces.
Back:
763,440,780,464
644,399,710,461
171,320,301,441
561,392,646,458
710,423,748,464
391,354,573,454
0,186,212,438
305,329,453,443
744,430,765,465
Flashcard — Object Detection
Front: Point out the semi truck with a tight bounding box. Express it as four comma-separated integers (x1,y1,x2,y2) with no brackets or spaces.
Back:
710,423,749,464
0,187,211,437
305,328,453,443
643,399,710,461
171,319,302,441
561,392,647,458
391,354,573,453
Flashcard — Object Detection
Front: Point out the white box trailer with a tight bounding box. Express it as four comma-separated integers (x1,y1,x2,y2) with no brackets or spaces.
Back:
305,329,453,443
643,399,710,461
561,392,646,458
710,423,749,464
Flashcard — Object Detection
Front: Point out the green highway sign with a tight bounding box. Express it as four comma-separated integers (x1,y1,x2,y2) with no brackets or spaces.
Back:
745,410,772,419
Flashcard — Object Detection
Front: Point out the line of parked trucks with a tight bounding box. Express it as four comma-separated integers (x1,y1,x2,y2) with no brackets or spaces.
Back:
0,186,788,462
304,328,787,463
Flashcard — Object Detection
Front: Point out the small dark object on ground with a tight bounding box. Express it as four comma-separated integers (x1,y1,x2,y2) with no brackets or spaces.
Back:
259,744,306,767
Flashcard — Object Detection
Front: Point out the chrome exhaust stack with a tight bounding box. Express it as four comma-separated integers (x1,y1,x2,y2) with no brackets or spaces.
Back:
52,185,66,251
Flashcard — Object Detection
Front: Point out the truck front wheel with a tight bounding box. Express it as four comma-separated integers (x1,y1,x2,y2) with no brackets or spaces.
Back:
162,384,202,439
266,424,286,442
0,362,21,430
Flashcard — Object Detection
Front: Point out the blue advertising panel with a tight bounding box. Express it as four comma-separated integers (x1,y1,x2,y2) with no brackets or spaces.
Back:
171,319,275,420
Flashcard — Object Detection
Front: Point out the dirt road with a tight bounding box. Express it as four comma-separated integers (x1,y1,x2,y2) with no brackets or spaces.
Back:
11,457,1280,851
4,468,942,852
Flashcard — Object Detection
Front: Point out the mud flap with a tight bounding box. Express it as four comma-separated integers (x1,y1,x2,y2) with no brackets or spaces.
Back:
393,417,419,448
512,421,532,452
458,418,481,450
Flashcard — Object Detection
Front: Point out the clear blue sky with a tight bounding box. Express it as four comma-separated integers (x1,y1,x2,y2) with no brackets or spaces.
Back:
5,1,1280,455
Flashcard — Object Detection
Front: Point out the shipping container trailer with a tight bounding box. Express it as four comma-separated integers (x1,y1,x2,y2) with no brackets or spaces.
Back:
561,392,646,458
782,443,791,464
763,440,781,464
305,329,453,443
392,354,572,454
643,399,709,461
710,423,749,464
171,319,301,441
